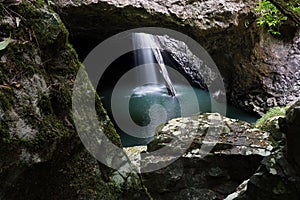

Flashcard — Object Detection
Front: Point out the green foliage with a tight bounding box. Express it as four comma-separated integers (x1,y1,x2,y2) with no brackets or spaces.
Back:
289,0,300,14
256,0,288,35
256,0,300,35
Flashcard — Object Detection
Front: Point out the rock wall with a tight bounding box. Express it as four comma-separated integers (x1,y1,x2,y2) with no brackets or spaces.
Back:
0,1,144,199
1,0,299,199
54,0,300,115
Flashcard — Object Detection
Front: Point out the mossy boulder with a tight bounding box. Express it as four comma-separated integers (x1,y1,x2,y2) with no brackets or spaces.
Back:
142,113,300,199
0,1,137,199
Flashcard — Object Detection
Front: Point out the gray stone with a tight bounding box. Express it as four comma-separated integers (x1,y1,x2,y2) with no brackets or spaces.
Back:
141,113,272,199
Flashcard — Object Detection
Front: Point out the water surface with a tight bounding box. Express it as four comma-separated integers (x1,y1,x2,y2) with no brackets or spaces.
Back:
100,83,259,147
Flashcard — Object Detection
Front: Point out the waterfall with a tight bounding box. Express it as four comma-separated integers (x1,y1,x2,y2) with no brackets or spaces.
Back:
132,33,159,84
132,33,177,96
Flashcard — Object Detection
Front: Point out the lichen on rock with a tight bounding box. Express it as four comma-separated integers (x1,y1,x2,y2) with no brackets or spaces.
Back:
148,113,273,156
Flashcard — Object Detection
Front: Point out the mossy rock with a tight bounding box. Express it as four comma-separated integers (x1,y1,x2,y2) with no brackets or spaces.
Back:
255,107,289,141
0,1,125,199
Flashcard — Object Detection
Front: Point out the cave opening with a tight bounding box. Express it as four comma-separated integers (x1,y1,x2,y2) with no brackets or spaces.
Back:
69,31,259,147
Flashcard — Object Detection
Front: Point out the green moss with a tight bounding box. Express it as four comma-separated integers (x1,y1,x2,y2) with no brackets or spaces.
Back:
0,89,14,111
256,106,289,141
16,1,68,57
155,123,166,135
256,107,288,127
0,89,16,142
1,42,42,83
0,119,10,144
18,114,73,153
62,150,125,200
50,84,72,117
0,1,126,198
39,93,53,115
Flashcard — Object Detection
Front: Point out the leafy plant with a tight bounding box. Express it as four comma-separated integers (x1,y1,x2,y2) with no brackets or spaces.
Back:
0,37,11,51
256,0,288,35
256,0,300,35
290,1,300,15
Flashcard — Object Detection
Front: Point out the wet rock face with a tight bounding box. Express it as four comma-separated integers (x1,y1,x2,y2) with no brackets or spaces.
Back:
156,35,225,99
53,0,258,61
234,33,300,115
140,113,272,199
54,0,300,115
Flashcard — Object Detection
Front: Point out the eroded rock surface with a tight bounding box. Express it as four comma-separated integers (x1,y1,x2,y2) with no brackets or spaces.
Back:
138,113,273,199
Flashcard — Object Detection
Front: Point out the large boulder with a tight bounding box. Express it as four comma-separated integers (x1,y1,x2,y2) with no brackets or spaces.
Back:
285,100,300,168
138,113,273,199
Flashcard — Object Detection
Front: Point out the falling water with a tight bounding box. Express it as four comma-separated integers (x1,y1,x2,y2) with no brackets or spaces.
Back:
132,33,159,84
132,33,177,96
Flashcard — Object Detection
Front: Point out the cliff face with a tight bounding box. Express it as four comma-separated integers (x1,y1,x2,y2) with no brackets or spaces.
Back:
54,0,300,115
0,1,144,199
